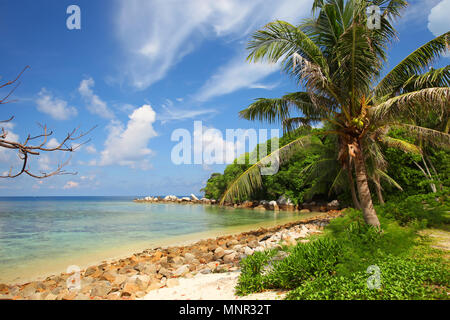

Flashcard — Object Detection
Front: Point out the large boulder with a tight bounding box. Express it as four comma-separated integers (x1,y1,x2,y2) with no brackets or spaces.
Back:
190,194,199,201
277,195,293,205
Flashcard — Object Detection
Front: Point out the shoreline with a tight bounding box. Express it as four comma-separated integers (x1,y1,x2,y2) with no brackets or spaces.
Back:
0,210,342,300
0,211,325,285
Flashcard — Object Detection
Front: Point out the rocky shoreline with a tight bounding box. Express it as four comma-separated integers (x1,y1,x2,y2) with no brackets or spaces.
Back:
0,210,342,300
134,194,341,213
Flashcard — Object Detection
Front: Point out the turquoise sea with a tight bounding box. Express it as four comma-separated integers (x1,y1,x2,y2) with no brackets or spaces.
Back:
0,196,316,284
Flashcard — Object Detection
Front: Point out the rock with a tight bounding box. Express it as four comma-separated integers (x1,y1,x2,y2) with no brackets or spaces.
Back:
101,271,116,283
254,205,266,211
174,265,190,277
44,293,58,300
277,195,293,205
122,283,139,297
158,267,171,278
214,247,225,259
244,247,254,256
223,252,237,263
136,262,158,275
61,291,77,300
112,274,127,286
328,200,339,207
170,256,185,265
183,252,196,263
190,194,199,201
300,209,311,213
21,284,37,298
166,279,179,288
181,197,191,201
90,281,112,297
200,268,212,274
84,266,97,277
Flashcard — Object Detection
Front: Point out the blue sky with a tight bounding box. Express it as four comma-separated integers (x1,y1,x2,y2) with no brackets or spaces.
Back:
0,0,448,196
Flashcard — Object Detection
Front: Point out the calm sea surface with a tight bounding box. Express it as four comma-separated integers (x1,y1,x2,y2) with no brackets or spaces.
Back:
0,196,317,283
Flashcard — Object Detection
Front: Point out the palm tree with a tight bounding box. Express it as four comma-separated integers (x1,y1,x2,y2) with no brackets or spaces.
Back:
220,0,449,227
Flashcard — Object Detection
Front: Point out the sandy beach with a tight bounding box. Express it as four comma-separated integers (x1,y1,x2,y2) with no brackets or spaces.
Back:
0,210,341,300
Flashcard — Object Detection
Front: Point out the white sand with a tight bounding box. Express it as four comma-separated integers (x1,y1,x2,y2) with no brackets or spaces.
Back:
141,271,287,300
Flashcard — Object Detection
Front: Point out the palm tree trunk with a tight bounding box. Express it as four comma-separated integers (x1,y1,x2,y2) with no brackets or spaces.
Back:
346,162,361,209
353,141,380,227
373,174,384,205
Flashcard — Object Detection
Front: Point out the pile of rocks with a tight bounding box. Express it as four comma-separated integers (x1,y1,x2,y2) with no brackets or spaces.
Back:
0,211,341,300
134,194,216,205
134,194,341,213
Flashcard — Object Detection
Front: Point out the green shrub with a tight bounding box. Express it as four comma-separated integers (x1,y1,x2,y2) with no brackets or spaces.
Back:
286,255,450,300
236,250,277,295
376,190,450,228
265,238,342,289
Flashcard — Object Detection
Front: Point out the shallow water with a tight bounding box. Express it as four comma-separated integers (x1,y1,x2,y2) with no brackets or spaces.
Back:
0,196,317,283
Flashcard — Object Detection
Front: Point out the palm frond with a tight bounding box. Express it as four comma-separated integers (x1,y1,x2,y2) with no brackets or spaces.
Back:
379,135,421,154
247,20,329,74
376,168,403,191
402,66,450,92
375,31,450,97
370,87,450,122
219,135,313,204
391,124,450,148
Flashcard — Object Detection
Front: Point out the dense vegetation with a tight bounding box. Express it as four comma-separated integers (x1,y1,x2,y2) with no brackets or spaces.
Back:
236,196,450,299
213,0,449,227
202,126,450,206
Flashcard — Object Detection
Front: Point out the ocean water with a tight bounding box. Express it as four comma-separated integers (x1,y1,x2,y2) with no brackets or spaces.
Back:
0,196,316,284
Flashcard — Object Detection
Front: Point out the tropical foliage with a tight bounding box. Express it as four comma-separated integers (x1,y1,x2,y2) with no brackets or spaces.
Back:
216,0,449,226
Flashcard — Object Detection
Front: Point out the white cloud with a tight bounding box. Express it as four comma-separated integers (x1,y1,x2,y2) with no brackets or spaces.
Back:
37,155,52,171
428,0,450,36
78,78,115,119
46,138,60,149
194,54,280,101
85,145,97,154
0,122,19,164
193,124,258,166
114,0,313,90
63,181,79,189
158,99,217,123
98,104,157,169
36,89,78,120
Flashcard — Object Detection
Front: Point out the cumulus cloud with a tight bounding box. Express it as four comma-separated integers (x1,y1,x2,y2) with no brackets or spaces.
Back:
63,181,79,189
98,104,157,169
193,123,259,166
78,78,115,119
36,89,78,120
114,0,313,90
428,0,450,37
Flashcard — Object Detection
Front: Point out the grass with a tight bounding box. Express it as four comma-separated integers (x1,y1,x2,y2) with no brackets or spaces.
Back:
235,194,450,300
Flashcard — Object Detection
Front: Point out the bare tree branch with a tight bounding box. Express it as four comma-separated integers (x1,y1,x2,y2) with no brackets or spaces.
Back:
1,67,95,179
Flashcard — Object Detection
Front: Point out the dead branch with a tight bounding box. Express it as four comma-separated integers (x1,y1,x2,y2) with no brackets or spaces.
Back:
1,67,96,179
